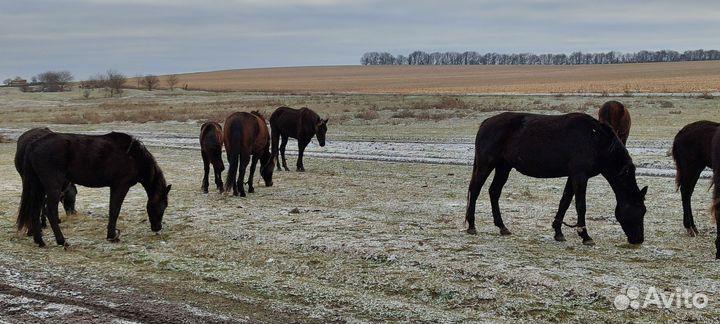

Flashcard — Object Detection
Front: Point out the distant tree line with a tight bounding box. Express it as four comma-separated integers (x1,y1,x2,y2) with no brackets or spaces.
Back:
360,49,720,65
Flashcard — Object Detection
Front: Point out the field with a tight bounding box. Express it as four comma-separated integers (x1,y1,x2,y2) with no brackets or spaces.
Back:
0,86,719,323
132,61,720,94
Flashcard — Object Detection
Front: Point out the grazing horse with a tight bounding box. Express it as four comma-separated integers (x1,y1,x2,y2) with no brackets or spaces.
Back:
269,106,328,172
17,132,171,248
223,111,274,197
15,128,78,231
711,127,720,259
671,120,719,236
598,101,631,145
465,112,647,245
200,121,225,193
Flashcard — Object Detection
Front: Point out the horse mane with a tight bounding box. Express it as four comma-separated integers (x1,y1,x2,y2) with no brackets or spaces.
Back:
123,134,164,186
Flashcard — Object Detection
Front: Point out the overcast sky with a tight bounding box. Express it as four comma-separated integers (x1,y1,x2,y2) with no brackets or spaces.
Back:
2,0,719,79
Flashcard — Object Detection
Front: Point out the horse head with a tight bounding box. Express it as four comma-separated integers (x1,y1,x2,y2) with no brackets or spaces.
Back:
316,118,328,147
611,163,647,245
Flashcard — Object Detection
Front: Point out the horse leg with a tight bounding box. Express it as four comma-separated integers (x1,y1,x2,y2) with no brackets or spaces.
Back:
280,135,290,171
247,156,259,193
225,153,239,196
489,165,512,235
465,164,493,235
571,175,593,245
552,178,574,242
106,185,129,242
237,154,250,197
296,140,308,172
212,157,224,192
272,131,281,171
45,190,67,247
201,151,210,193
679,166,702,236
62,183,77,216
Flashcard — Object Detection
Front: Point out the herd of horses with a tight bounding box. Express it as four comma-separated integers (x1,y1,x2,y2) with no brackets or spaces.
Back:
10,102,720,259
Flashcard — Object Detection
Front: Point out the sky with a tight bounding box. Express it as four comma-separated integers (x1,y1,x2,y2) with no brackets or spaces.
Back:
2,0,719,79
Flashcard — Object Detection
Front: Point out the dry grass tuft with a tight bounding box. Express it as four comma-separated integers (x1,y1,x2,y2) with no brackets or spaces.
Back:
0,134,12,143
355,109,379,120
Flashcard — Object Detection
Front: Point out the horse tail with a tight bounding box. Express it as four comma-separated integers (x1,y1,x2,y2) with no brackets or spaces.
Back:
671,142,681,192
17,152,44,232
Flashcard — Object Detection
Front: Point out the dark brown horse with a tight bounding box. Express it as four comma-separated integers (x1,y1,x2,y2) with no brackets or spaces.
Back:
15,128,78,231
465,112,647,245
269,106,328,172
200,121,225,193
711,127,720,259
223,111,274,197
598,101,631,145
17,131,171,248
672,120,718,236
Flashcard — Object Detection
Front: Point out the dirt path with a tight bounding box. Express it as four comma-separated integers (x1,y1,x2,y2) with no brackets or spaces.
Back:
0,255,243,324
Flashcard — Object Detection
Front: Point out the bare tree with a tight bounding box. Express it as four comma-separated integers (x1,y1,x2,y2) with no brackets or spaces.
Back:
2,78,10,86
106,69,127,96
36,70,74,92
166,74,179,91
140,75,160,91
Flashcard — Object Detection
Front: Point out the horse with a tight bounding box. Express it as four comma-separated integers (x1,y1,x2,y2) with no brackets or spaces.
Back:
17,131,171,248
200,121,225,193
465,112,647,246
269,106,328,172
598,100,631,145
711,127,720,259
671,120,719,236
223,111,274,197
15,128,78,231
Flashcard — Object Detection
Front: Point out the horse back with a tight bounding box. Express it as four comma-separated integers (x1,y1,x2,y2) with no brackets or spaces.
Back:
27,132,139,188
598,101,631,144
200,121,223,151
15,127,53,174
224,112,267,155
476,112,618,178
673,120,719,168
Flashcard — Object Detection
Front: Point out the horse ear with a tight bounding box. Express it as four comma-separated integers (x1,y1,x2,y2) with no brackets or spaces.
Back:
165,184,172,195
640,186,647,198
323,118,329,124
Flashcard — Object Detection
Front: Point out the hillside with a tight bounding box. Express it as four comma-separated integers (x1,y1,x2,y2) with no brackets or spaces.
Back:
140,61,720,94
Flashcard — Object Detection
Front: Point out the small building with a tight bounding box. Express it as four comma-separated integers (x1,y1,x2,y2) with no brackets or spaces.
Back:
9,79,28,87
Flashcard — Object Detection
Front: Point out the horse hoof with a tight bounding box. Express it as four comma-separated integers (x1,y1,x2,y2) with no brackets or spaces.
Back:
466,228,477,235
240,193,246,197
583,239,595,246
56,239,65,246
283,167,290,172
37,241,47,248
554,234,566,242
202,188,209,194
107,230,120,242
248,188,254,193
686,228,697,237
63,242,70,251
499,228,512,236
297,168,305,172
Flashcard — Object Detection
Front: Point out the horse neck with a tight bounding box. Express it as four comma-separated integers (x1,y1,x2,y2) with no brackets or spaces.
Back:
602,170,638,204
131,146,162,197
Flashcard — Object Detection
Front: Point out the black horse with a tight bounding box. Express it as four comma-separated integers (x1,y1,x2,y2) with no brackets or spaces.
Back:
711,127,720,259
17,131,171,248
15,128,78,231
223,111,274,197
269,106,328,172
671,120,718,236
200,121,225,193
465,112,647,245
